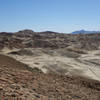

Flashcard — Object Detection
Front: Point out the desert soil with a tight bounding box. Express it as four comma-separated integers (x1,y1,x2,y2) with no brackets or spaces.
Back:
0,54,100,100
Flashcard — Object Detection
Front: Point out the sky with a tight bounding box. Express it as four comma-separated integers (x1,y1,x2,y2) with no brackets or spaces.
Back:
0,0,100,33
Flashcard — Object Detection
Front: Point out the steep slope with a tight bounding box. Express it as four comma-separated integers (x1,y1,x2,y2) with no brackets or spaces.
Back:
0,54,100,100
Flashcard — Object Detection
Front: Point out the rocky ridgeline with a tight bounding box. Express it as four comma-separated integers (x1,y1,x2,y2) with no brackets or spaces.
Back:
0,29,100,50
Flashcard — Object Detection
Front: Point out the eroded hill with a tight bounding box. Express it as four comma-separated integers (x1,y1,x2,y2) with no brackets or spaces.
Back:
0,29,100,50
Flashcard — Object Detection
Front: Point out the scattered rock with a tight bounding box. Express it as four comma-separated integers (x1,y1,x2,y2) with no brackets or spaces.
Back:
0,86,3,90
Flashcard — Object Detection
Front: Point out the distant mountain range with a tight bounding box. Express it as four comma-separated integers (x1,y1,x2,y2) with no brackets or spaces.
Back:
72,30,100,34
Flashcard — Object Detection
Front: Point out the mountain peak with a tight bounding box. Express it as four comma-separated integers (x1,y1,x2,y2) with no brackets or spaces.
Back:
72,29,100,34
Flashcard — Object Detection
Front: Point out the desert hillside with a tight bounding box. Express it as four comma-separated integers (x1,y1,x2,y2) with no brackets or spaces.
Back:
0,54,100,100
0,30,100,100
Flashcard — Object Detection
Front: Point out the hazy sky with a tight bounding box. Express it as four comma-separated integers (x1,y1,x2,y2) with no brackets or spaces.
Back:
0,0,100,33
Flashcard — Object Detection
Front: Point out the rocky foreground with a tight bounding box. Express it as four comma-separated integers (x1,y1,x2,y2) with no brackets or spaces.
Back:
0,54,100,100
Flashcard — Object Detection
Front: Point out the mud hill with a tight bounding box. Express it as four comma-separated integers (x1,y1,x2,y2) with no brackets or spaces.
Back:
0,29,100,50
